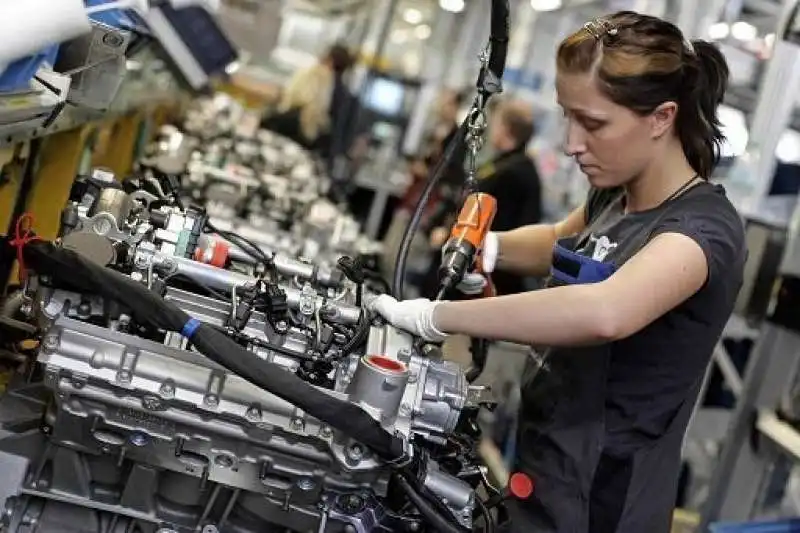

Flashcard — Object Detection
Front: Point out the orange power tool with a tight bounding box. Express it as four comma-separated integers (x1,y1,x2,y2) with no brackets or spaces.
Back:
437,192,498,300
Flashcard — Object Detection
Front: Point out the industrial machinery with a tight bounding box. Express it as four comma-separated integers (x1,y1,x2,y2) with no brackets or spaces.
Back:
0,165,493,533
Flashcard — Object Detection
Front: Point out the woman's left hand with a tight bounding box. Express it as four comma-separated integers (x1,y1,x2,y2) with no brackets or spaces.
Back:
367,295,448,342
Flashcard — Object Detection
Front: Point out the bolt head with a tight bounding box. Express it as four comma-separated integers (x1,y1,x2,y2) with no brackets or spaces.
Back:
205,394,219,407
214,455,233,468
130,433,149,447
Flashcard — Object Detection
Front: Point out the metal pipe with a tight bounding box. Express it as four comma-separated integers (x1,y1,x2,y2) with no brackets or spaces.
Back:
154,253,361,325
224,240,344,288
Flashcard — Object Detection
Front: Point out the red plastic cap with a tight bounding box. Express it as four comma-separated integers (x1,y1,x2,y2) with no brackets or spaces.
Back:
508,472,534,499
365,355,407,374
194,238,229,269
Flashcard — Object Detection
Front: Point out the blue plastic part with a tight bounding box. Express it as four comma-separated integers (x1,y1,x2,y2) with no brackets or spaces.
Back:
181,318,202,339
85,0,136,28
0,45,60,93
711,519,800,532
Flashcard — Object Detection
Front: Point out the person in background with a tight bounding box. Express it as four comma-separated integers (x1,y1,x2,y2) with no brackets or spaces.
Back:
380,88,467,282
261,44,354,152
428,98,543,297
370,11,745,532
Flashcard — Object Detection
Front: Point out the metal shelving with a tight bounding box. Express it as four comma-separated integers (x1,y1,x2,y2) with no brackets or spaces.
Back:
0,49,183,149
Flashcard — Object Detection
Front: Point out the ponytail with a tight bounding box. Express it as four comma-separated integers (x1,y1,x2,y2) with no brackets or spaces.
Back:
677,40,730,179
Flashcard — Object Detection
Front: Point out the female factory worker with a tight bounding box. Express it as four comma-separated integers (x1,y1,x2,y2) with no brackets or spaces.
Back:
370,11,746,533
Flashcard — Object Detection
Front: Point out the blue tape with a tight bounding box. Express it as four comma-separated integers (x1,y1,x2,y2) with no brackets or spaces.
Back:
181,318,202,339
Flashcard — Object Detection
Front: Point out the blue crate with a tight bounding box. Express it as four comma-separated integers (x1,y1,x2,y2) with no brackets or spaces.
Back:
0,45,60,93
711,519,800,532
85,0,137,28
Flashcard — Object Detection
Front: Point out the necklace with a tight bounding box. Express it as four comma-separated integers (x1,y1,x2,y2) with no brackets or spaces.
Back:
662,174,700,205
624,174,700,214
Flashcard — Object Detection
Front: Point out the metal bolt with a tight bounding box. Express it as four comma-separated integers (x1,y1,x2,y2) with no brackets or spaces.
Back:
129,433,149,447
142,395,163,410
275,320,288,333
102,32,124,47
204,394,219,407
43,335,59,351
159,382,174,397
320,426,332,438
297,478,315,491
346,444,364,462
130,271,144,282
117,370,131,383
246,405,262,421
214,455,233,468
93,218,112,236
291,418,303,429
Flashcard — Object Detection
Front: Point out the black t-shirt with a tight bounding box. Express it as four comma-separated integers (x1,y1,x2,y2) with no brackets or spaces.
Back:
563,182,745,452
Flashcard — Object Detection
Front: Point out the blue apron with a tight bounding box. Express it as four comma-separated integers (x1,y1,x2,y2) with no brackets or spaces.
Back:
502,193,702,533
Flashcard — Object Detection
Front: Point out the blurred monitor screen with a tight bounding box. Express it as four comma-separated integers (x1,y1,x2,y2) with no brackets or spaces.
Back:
364,78,406,116
144,5,239,91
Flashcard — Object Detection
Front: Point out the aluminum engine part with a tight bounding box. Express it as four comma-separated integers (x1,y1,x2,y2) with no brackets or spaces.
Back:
134,249,361,325
338,325,469,445
4,312,475,531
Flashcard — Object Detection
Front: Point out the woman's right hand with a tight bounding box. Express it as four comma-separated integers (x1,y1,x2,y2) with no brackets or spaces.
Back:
455,231,499,295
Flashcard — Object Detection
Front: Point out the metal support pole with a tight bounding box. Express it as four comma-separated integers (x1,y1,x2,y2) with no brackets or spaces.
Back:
350,0,400,92
725,0,800,216
401,8,459,155
699,198,800,526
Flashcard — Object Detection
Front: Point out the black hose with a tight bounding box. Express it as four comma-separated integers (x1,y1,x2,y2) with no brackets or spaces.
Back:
23,241,406,462
475,495,496,533
391,0,510,299
339,309,370,358
395,475,469,533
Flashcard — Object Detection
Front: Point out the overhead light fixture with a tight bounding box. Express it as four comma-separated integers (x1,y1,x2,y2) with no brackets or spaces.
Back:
530,0,562,11
707,22,730,40
404,7,423,25
414,24,431,40
731,21,757,41
439,0,464,13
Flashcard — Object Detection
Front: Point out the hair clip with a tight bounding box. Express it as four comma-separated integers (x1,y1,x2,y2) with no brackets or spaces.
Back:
584,18,618,40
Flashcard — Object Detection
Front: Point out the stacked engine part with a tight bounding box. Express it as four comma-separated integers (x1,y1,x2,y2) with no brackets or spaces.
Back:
0,166,491,533
142,96,372,272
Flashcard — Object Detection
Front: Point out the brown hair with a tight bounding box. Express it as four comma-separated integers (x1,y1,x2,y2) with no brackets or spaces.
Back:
557,11,729,179
498,100,536,147
326,44,354,74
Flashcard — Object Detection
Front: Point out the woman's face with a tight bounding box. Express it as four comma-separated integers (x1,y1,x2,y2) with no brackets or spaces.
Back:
555,70,660,188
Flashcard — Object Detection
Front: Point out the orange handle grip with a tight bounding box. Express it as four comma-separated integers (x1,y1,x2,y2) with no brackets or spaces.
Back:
449,193,497,250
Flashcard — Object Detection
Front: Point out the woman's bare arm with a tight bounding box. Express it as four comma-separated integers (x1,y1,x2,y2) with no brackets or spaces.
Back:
494,204,587,277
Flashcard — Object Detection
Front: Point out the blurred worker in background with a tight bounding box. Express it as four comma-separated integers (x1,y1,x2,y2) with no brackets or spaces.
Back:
370,11,745,533
381,88,467,283
261,44,355,155
427,98,542,297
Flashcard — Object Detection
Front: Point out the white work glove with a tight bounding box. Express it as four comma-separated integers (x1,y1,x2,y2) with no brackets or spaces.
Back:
454,231,499,295
367,295,448,343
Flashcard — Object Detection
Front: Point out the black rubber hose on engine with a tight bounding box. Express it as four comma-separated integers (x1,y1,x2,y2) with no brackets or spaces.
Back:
391,0,510,299
22,241,406,462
